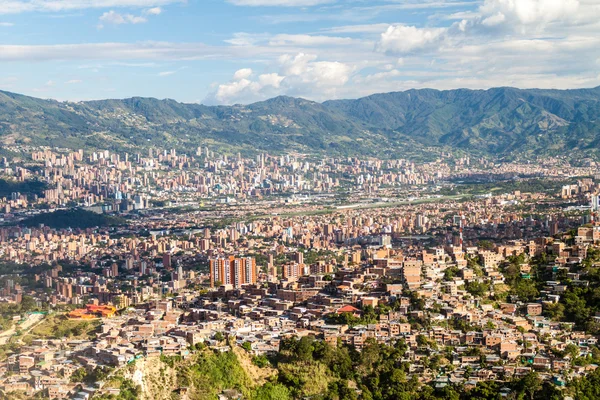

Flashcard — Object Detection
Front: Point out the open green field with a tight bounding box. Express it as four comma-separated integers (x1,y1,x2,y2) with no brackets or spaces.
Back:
28,314,101,340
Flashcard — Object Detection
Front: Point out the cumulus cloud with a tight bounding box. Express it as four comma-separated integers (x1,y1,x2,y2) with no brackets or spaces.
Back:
279,53,352,87
207,53,353,104
454,0,593,36
233,68,253,80
98,10,147,27
479,0,580,29
377,25,447,54
212,69,285,104
481,12,506,27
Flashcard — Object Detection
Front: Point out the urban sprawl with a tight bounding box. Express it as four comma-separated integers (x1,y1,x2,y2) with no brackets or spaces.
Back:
2,146,600,399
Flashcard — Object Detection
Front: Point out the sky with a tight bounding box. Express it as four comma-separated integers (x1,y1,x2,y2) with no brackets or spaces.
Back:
0,0,599,105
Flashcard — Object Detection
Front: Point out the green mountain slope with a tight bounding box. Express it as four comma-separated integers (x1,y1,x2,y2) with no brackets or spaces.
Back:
1,86,600,159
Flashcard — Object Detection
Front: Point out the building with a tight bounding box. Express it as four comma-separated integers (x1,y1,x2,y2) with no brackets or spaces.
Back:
209,256,257,288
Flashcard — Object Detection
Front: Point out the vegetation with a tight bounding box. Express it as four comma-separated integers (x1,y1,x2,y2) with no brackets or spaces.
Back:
0,296,38,331
157,349,255,399
66,335,600,400
268,337,569,400
29,314,100,340
19,209,125,229
95,376,140,400
441,177,573,197
3,86,600,159
0,179,47,199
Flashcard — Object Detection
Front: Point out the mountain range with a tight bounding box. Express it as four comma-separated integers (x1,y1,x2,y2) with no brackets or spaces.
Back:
2,86,600,160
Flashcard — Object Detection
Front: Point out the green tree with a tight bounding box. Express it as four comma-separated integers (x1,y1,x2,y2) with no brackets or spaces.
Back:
252,383,292,400
70,368,87,383
516,372,542,400
242,341,252,352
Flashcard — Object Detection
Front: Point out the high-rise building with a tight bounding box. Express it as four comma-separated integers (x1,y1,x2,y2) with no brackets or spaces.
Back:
163,253,172,269
282,263,301,279
209,256,257,288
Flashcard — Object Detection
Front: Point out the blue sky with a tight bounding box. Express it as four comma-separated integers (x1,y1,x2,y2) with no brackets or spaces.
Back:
0,0,599,104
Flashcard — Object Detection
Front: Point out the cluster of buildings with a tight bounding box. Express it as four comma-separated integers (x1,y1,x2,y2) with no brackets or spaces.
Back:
1,146,598,218
2,147,600,397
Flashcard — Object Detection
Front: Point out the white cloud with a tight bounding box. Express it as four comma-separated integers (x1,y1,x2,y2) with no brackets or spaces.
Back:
225,32,272,46
0,42,225,62
0,21,14,26
279,53,352,86
377,25,446,54
0,0,182,15
145,6,162,14
481,11,505,27
227,0,334,6
233,68,253,80
463,0,599,36
66,79,82,84
224,32,362,48
98,10,147,27
158,70,176,76
213,70,285,104
208,53,353,104
479,0,580,29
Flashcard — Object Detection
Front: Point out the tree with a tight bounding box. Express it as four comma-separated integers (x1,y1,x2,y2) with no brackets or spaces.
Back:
511,280,539,302
252,355,270,368
563,289,591,326
516,372,542,400
467,380,503,400
70,368,87,383
296,336,315,362
466,281,488,297
543,302,565,321
485,321,496,330
252,383,292,400
565,343,580,359
569,365,600,400
242,341,252,352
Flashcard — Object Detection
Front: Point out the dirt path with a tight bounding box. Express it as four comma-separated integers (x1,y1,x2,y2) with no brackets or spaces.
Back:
0,313,46,345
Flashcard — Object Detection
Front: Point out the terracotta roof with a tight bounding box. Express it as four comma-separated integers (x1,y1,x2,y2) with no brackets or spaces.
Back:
336,305,361,314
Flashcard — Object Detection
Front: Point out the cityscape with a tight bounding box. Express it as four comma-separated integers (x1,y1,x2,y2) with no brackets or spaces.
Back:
3,0,600,399
1,143,600,399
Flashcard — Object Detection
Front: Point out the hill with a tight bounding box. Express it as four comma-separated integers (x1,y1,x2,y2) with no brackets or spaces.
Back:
2,87,600,159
